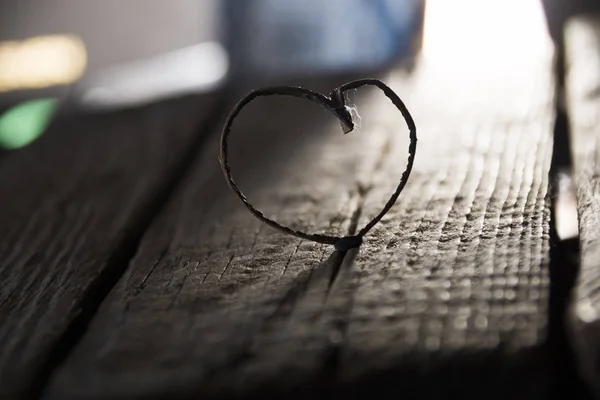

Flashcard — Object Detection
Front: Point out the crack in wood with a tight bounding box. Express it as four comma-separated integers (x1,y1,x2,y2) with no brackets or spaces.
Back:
135,246,169,296
317,126,397,380
280,240,303,278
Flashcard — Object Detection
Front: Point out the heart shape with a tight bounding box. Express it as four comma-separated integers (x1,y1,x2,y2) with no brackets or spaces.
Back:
219,79,417,251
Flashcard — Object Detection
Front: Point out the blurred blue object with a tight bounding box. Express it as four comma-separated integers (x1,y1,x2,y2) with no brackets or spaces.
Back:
226,0,424,79
0,0,422,112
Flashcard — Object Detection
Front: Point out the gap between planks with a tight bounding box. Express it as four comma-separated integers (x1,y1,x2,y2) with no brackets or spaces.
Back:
21,92,232,400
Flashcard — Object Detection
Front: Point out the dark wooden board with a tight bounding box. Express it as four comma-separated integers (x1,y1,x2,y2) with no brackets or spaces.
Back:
564,15,600,395
46,54,556,399
0,94,222,399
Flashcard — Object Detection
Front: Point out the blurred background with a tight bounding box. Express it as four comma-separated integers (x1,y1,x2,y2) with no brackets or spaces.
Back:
0,0,593,150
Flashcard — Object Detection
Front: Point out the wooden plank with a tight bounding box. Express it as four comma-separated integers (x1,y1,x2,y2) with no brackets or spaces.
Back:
47,54,555,398
0,94,221,399
564,15,600,395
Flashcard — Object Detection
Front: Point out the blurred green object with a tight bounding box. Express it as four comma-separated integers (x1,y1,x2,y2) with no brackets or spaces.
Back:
0,98,57,149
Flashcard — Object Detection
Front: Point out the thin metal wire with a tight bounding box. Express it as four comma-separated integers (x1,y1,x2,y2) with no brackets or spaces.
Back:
219,79,417,251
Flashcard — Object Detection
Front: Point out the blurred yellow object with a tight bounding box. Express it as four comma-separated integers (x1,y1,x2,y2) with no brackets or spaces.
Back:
0,34,87,93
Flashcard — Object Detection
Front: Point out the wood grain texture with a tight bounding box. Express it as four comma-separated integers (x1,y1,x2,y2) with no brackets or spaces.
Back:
47,54,555,399
0,94,221,399
565,15,600,395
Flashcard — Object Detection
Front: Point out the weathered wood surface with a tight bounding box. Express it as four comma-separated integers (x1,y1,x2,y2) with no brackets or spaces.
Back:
565,15,600,395
47,55,556,398
0,94,221,399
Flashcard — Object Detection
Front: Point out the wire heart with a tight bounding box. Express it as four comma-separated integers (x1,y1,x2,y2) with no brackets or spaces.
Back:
219,78,417,251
